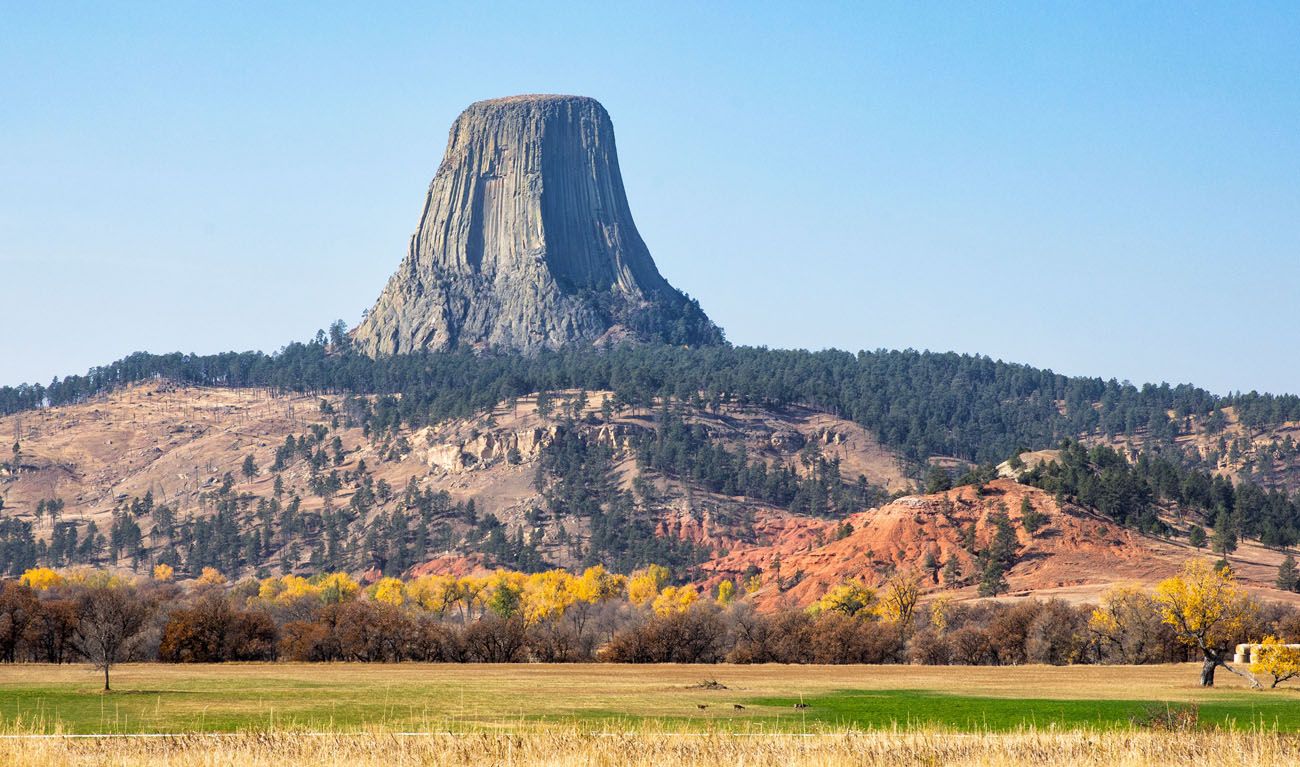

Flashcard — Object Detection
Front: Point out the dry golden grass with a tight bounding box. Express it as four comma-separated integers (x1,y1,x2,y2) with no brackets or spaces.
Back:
0,726,1298,767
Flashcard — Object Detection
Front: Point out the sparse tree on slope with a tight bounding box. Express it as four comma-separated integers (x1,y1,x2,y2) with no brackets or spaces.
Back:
1277,555,1298,592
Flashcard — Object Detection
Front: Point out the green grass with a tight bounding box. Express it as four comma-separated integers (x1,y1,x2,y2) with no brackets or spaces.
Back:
2,663,1298,734
741,689,1300,731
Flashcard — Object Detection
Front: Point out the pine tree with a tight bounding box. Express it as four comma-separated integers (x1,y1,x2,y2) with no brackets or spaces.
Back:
1278,554,1299,592
924,465,952,494
941,557,962,586
1019,497,1047,536
1211,510,1238,556
977,507,1019,597
922,551,939,583
979,558,1009,597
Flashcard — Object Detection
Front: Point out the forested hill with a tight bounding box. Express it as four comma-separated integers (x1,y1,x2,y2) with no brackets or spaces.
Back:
3,338,1299,465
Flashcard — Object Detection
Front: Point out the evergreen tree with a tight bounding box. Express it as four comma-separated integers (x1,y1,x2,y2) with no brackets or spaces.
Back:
924,465,952,494
1211,510,1238,556
1278,554,1299,592
978,558,1009,597
977,506,1019,597
941,556,962,586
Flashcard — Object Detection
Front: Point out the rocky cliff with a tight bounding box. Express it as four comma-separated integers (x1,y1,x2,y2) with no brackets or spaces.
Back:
353,94,722,355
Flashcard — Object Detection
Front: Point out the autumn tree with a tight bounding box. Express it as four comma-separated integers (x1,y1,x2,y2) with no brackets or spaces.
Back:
715,579,735,606
627,564,669,607
1089,583,1177,664
372,577,406,607
20,567,64,591
878,573,921,637
651,585,699,616
1156,559,1260,687
813,581,877,618
0,582,38,662
1250,636,1300,688
72,585,152,691
29,598,78,663
159,593,278,662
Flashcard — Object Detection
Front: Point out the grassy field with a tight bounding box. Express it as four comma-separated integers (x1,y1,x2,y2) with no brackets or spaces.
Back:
1,662,1298,734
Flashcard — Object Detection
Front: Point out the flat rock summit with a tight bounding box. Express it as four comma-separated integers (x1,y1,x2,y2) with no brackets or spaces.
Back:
353,94,722,355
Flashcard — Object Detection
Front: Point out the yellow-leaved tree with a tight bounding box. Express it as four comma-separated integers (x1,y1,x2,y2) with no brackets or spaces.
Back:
572,565,625,604
522,570,577,623
627,564,670,607
372,577,406,607
652,584,698,616
877,573,921,635
715,579,736,606
408,575,461,618
318,572,360,604
1250,636,1300,689
152,563,174,582
20,567,63,591
458,576,489,619
1156,559,1260,687
196,567,227,587
812,581,877,618
257,575,286,601
928,595,953,635
278,575,321,603
567,565,624,633
1089,583,1171,664
63,566,122,588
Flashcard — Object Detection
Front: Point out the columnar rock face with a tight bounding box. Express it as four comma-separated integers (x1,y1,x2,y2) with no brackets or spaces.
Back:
353,94,722,355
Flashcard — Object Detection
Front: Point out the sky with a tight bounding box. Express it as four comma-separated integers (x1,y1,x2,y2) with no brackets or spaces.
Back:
2,2,1298,395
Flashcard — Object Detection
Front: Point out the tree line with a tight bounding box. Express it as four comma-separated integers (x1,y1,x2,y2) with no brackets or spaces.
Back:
4,560,1299,691
6,335,1300,465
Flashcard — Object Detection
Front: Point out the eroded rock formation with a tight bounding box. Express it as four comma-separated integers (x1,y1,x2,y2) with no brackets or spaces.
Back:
353,94,722,355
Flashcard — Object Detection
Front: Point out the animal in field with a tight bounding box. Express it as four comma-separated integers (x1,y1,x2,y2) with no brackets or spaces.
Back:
696,704,708,710
733,704,745,710
794,703,809,709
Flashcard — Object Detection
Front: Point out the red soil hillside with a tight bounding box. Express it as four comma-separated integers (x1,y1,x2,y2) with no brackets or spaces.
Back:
701,479,1300,608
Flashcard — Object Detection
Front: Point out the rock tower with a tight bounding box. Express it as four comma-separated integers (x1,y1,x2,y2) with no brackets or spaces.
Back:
353,94,722,355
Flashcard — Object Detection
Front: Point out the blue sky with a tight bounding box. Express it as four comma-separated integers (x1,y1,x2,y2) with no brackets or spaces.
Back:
2,3,1298,394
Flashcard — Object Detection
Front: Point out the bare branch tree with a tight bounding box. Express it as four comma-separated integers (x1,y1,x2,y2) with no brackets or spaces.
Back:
72,586,152,692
